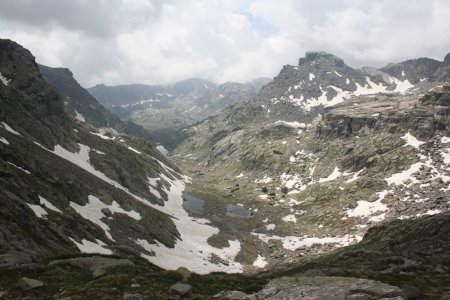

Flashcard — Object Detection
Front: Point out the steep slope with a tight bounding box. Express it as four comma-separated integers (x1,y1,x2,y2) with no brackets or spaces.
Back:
88,78,270,149
38,65,153,141
0,39,245,274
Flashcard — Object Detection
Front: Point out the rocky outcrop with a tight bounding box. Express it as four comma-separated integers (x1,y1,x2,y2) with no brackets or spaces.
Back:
219,276,405,299
317,87,450,139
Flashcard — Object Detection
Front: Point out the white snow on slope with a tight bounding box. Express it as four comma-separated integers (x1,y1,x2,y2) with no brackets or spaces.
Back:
51,143,242,274
253,255,268,268
90,132,115,140
137,170,242,274
27,203,48,218
253,232,361,251
156,145,169,155
346,190,389,221
39,195,62,213
318,167,342,183
0,137,9,144
70,238,112,255
74,110,85,122
290,76,413,111
282,214,297,223
0,72,10,86
70,195,141,241
1,122,21,135
345,169,364,183
128,146,142,154
274,120,307,128
402,132,425,149
309,73,315,81
7,161,31,174
385,162,422,186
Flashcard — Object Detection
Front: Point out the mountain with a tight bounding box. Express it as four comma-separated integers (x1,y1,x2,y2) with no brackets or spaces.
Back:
0,39,248,277
171,51,450,285
38,65,153,141
2,38,450,298
88,77,271,149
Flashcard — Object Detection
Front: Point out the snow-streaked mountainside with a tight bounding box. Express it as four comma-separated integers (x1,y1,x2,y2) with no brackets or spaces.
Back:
0,39,247,274
211,51,448,129
88,77,270,149
171,50,450,277
3,39,450,298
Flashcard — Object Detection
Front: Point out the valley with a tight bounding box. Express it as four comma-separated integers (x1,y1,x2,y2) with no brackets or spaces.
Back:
1,38,450,299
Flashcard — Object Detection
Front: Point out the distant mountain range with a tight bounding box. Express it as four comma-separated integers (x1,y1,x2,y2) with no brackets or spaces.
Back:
88,77,271,149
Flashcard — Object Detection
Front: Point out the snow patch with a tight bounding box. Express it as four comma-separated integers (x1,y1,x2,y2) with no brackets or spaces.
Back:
90,132,115,140
253,255,268,268
70,238,112,255
39,195,62,213
274,120,307,128
346,190,389,221
27,203,47,218
0,72,10,86
0,137,9,144
128,146,142,154
70,195,141,241
385,162,422,186
1,122,21,135
402,132,425,149
282,214,297,223
7,161,31,174
253,232,361,251
74,110,86,122
318,167,342,183
156,145,169,155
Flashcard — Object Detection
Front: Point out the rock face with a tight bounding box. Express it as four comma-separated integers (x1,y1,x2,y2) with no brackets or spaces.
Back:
253,276,405,299
317,86,450,139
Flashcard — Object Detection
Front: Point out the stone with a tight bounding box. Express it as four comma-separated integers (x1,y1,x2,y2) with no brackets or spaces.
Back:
169,282,192,296
176,267,192,282
248,276,405,299
49,256,134,271
213,290,255,299
15,277,44,291
92,268,107,279
401,285,425,299
123,292,144,300
101,207,113,217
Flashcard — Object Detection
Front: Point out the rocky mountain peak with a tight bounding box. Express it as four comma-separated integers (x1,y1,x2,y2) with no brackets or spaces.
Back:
299,51,345,68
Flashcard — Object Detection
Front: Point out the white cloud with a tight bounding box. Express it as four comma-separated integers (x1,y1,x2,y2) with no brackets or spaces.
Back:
0,0,449,87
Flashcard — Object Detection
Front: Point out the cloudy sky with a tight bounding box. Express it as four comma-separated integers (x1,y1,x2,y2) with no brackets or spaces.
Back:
0,0,449,87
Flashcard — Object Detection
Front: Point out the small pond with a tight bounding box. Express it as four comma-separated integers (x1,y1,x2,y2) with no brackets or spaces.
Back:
226,204,252,217
182,193,205,215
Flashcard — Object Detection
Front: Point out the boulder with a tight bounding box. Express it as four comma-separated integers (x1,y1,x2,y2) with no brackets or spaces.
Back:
123,292,144,300
15,277,44,291
169,282,192,296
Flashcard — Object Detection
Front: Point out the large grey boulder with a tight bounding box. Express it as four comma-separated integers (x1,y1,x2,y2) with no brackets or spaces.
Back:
15,277,44,291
